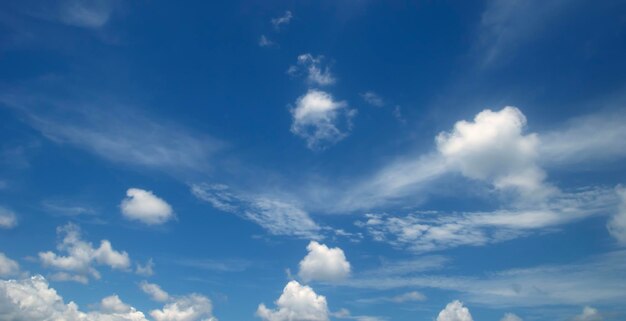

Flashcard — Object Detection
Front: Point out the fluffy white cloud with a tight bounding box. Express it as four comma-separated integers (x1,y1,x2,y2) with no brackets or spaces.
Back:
135,258,155,276
271,11,293,30
0,252,20,277
290,90,355,150
436,300,473,321
120,188,174,225
150,294,216,321
38,223,131,283
0,207,17,229
257,280,329,321
608,186,626,245
191,183,321,239
501,313,522,321
0,275,148,321
436,106,548,196
298,241,351,282
140,281,170,302
288,54,335,86
573,306,603,321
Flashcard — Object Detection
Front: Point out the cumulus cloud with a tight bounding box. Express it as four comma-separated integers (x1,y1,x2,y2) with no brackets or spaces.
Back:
150,294,216,321
501,313,523,321
271,11,293,30
0,207,17,229
256,280,329,321
140,281,170,302
436,106,549,196
38,223,131,283
298,241,351,282
608,186,626,245
290,90,355,150
135,258,155,276
573,306,603,321
288,54,336,86
0,275,148,321
191,183,321,239
120,188,174,225
436,300,473,321
0,253,20,277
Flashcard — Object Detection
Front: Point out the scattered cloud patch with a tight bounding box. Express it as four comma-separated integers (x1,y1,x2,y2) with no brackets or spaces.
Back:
436,300,473,321
257,280,329,321
0,207,17,229
360,92,384,107
288,54,336,86
298,241,351,282
0,253,20,277
271,11,293,30
501,313,523,321
135,258,155,276
608,186,626,245
573,306,603,321
191,183,321,239
120,188,174,225
259,35,274,47
290,89,355,150
150,293,216,321
38,223,131,283
139,281,169,302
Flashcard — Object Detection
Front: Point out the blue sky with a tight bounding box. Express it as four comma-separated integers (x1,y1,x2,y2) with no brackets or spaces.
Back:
1,1,626,321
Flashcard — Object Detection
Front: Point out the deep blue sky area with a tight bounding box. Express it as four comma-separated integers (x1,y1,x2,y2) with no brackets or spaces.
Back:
1,1,626,321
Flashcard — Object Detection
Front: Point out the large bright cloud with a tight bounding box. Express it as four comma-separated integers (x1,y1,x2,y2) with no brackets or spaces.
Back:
436,300,473,321
0,275,148,321
290,90,356,151
436,106,547,196
298,241,351,282
120,188,174,225
256,280,329,321
38,223,131,283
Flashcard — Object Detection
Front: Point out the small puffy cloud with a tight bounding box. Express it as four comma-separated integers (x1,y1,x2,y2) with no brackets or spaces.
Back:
501,313,523,321
436,300,473,321
140,281,170,302
360,92,384,107
298,241,351,282
271,11,293,30
573,306,603,321
256,280,329,321
0,252,20,277
0,275,148,321
191,183,321,239
291,90,355,150
120,188,174,225
608,186,626,245
38,223,131,283
135,258,155,277
0,207,17,229
150,294,216,321
436,106,548,196
288,54,336,86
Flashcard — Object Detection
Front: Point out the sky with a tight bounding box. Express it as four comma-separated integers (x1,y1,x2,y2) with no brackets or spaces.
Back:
0,1,626,321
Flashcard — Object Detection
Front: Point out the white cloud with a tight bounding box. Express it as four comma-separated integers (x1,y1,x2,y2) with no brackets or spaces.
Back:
288,54,336,86
607,186,626,245
390,291,426,303
135,258,155,276
256,280,329,321
290,89,355,150
38,223,131,283
573,306,603,321
140,281,170,302
0,275,149,321
298,241,351,282
0,252,20,277
360,92,384,107
501,313,523,321
191,183,321,239
150,294,216,321
120,188,174,225
0,207,17,229
436,300,473,321
436,106,549,196
271,11,293,30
